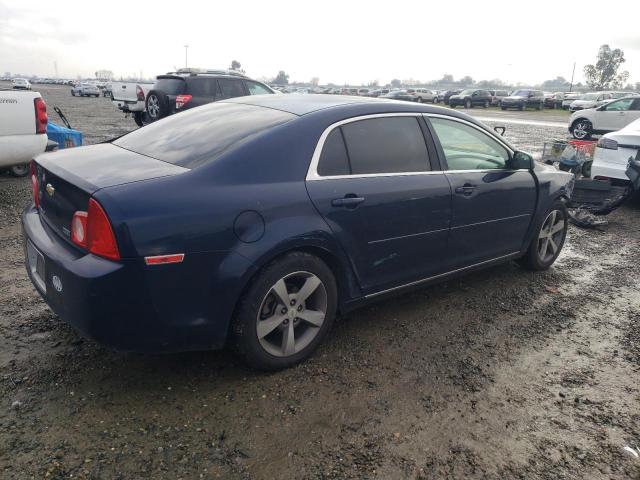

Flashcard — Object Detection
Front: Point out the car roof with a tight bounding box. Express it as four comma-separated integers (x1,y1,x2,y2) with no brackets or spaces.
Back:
221,94,390,116
218,94,505,133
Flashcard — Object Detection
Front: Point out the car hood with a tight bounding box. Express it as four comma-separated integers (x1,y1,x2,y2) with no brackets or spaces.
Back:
571,100,595,106
36,143,188,194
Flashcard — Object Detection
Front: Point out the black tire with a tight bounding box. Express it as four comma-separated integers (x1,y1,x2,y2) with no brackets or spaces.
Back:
484,100,490,108
465,99,472,109
518,199,568,271
417,97,423,103
145,90,169,122
571,119,592,140
519,103,525,111
71,90,75,96
537,102,543,111
133,112,145,128
501,106,507,111
231,252,338,370
434,97,439,104
9,164,29,177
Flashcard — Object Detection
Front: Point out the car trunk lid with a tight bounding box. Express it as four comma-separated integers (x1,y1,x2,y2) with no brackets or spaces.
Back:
34,143,188,244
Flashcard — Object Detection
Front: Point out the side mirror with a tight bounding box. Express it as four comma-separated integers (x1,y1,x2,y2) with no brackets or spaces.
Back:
511,151,533,170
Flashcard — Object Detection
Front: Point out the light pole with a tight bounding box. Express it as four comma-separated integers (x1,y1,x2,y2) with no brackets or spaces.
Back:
569,62,576,92
184,45,189,69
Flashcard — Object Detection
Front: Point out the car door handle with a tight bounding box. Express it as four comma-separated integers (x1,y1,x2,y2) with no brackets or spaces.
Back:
331,195,365,208
455,184,476,196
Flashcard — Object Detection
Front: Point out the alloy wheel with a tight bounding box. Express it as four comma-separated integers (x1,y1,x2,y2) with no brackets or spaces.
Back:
572,121,590,139
537,210,566,263
256,271,327,357
147,95,160,118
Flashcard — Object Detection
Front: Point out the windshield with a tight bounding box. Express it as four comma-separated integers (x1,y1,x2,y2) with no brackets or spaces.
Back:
459,89,475,96
581,93,600,100
511,90,530,97
114,103,295,168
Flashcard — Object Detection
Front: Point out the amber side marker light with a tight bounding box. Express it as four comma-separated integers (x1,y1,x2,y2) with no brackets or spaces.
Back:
144,254,185,266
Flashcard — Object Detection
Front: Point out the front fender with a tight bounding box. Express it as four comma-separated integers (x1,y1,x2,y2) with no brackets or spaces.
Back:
520,162,574,252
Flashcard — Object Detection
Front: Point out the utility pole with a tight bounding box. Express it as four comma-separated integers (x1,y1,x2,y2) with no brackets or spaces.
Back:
184,45,189,69
569,62,576,92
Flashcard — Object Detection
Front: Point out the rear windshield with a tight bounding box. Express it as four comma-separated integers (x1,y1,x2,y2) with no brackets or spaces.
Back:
153,78,186,95
114,103,295,168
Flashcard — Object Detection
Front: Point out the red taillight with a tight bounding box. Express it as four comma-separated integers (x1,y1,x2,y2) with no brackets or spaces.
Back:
175,94,192,109
30,160,39,208
136,85,145,101
34,98,48,134
70,199,120,261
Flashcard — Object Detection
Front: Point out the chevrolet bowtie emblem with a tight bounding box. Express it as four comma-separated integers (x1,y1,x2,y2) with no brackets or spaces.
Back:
46,183,55,197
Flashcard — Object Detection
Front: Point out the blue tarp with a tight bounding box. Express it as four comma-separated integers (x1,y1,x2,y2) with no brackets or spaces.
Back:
46,122,83,149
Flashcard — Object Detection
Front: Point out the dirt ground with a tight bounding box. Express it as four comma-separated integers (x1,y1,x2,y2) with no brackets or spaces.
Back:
1,84,639,479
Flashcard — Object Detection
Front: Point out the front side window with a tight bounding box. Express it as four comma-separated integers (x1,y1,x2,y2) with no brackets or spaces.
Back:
430,118,509,170
605,99,634,111
245,81,272,95
340,117,430,175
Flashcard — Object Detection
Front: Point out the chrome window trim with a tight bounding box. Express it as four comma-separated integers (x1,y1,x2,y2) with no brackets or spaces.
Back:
306,112,434,181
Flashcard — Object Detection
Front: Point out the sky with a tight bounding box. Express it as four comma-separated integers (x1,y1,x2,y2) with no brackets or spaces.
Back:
1,0,639,86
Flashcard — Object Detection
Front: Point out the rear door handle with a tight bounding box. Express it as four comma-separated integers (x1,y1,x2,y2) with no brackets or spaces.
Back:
331,195,365,208
455,184,476,196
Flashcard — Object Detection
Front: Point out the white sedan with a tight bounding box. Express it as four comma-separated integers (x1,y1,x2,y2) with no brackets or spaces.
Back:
591,118,640,183
569,97,640,139
12,78,32,90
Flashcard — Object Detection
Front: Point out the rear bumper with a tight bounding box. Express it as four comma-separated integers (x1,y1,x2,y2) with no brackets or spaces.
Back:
501,102,525,108
590,146,635,182
22,206,256,352
111,100,145,112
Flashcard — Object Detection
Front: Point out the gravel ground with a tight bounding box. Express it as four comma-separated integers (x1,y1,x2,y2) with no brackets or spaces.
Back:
1,84,639,479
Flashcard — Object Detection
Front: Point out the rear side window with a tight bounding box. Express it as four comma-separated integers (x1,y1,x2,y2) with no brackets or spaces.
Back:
218,79,246,99
187,78,217,97
245,81,272,95
153,78,186,95
114,103,294,168
341,117,430,174
318,129,350,176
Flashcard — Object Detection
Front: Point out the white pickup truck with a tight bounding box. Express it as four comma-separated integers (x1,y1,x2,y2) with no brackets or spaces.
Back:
110,81,155,127
0,89,48,176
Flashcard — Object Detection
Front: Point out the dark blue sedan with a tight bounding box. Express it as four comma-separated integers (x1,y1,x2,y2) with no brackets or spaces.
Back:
23,95,574,370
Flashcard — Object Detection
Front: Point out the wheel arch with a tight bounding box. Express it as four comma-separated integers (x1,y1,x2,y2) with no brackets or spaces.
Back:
570,117,591,128
227,241,362,344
